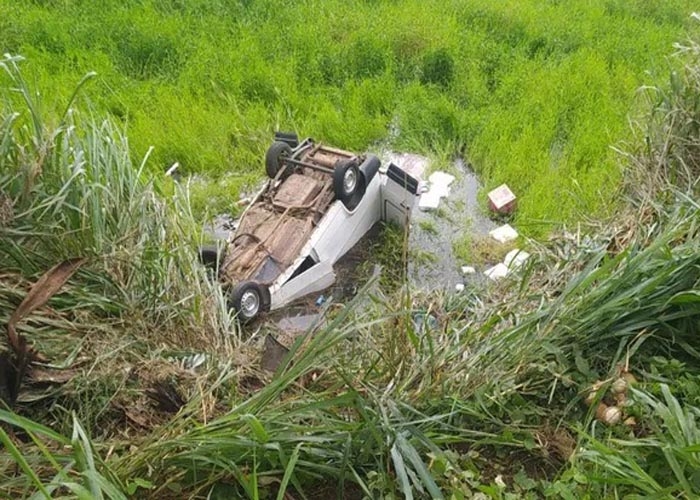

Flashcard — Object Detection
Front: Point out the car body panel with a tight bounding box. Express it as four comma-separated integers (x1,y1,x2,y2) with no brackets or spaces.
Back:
220,136,420,318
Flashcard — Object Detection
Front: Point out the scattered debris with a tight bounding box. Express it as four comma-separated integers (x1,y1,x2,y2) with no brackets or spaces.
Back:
483,248,531,281
455,283,465,292
418,171,455,211
504,249,530,269
165,162,179,177
170,352,207,371
261,334,290,372
489,224,518,243
484,263,509,280
276,313,323,333
315,295,326,307
412,312,438,333
487,183,517,214
396,156,498,292
461,265,476,275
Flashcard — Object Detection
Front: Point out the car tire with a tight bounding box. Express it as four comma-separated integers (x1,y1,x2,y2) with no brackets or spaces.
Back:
265,141,293,179
198,244,223,270
229,281,270,322
333,159,363,209
274,131,299,148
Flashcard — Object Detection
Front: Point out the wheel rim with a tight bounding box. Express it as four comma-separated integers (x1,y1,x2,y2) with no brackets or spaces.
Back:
343,168,357,194
240,289,260,318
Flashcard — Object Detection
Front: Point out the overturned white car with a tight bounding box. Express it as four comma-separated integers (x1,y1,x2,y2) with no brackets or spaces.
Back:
201,133,420,321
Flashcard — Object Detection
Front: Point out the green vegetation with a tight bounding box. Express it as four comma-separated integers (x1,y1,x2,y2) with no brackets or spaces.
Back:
452,233,515,268
3,4,700,500
1,0,697,231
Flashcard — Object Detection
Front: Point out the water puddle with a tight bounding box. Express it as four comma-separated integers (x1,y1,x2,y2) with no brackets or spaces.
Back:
400,157,498,292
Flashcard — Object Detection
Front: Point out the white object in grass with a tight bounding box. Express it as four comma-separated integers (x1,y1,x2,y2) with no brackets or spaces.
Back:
418,171,455,211
489,224,518,243
504,249,530,269
484,263,509,280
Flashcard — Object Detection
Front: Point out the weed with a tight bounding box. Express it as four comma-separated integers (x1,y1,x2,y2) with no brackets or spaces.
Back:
452,233,516,266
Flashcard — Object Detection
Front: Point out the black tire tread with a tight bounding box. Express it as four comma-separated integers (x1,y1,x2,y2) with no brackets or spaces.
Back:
333,159,363,210
265,141,293,179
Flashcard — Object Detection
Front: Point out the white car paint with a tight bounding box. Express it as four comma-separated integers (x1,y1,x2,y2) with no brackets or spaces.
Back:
267,162,417,311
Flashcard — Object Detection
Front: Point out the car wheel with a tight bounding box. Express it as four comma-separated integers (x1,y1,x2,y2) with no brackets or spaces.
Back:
198,244,223,270
265,141,293,179
229,281,270,322
274,131,299,148
333,159,362,209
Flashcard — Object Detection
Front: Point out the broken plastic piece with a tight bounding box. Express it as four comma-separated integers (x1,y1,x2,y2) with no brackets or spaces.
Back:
412,312,438,333
455,283,465,292
315,295,326,306
261,334,290,372
461,265,476,275
489,224,518,243
418,171,455,211
487,184,517,214
276,313,322,333
418,190,443,211
484,263,509,280
504,249,530,269
165,162,179,177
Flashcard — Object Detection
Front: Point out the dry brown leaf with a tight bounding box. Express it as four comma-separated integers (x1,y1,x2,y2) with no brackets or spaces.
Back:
27,366,77,384
7,257,86,356
2,257,86,404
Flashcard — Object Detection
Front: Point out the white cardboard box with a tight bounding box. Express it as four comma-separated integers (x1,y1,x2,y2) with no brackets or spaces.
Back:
487,184,517,214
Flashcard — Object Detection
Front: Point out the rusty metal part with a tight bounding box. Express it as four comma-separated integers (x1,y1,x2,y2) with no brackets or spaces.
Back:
220,141,363,288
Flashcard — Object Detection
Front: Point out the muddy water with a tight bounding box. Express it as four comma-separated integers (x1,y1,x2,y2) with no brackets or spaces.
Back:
406,158,498,291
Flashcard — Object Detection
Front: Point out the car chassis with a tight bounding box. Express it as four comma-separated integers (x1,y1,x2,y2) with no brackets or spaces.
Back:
204,133,420,322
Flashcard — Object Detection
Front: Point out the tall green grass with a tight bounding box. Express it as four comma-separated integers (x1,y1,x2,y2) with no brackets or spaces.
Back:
2,9,700,500
1,0,697,230
0,54,235,438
